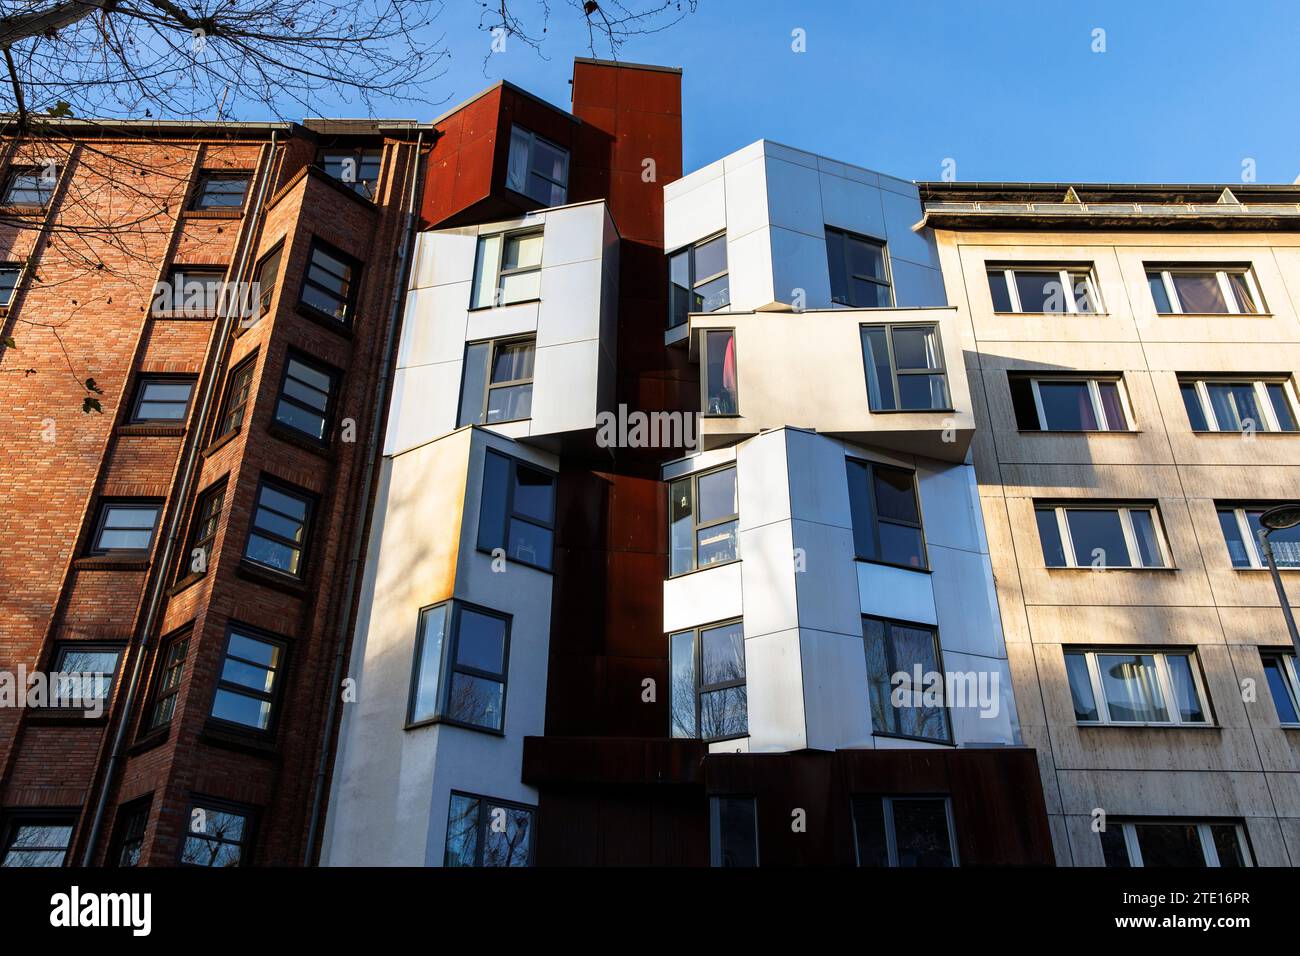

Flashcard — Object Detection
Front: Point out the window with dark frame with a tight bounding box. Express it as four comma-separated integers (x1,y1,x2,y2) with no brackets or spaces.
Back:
190,171,250,211
701,328,738,416
129,376,196,424
505,125,569,206
851,795,958,867
669,619,748,741
668,464,739,576
1036,503,1169,569
987,264,1098,314
408,600,511,733
846,458,926,569
1009,374,1131,432
251,243,284,321
0,814,75,867
860,323,949,411
209,625,285,733
1,263,22,306
148,634,189,731
317,148,383,200
157,266,226,316
476,449,555,571
1180,376,1299,433
110,798,152,867
180,801,252,867
668,233,729,328
1260,650,1300,726
181,482,224,579
1218,504,1300,569
1146,266,1262,315
274,353,334,442
51,643,123,706
444,791,535,867
3,165,57,206
709,796,758,867
243,479,312,578
89,500,162,556
469,231,543,309
1064,648,1211,726
217,356,257,437
1099,819,1253,867
826,227,892,308
458,336,535,425
299,239,361,323
862,615,950,743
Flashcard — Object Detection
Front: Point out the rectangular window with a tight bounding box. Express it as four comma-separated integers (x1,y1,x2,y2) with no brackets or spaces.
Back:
826,228,891,308
709,796,758,867
408,601,510,733
851,795,958,867
1100,819,1252,867
444,791,534,866
148,634,189,730
251,243,284,321
476,450,555,571
3,165,56,206
180,801,252,867
668,464,739,576
458,336,535,425
670,619,748,741
862,616,950,742
129,375,196,424
1218,504,1300,568
243,479,313,578
846,459,926,569
702,328,738,416
1035,504,1169,568
1,263,22,306
1065,648,1210,725
505,125,568,206
181,483,224,579
317,148,382,200
1,815,74,867
667,233,729,328
274,353,334,442
470,231,543,309
210,625,285,732
860,323,949,411
89,500,161,556
1146,266,1262,314
1009,374,1131,431
190,172,250,211
158,266,226,316
51,643,123,705
1180,377,1298,433
110,799,151,867
299,240,360,323
1260,651,1300,726
987,265,1098,314
217,356,257,437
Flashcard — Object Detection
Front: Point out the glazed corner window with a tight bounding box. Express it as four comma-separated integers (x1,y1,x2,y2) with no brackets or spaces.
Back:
318,148,382,201
709,796,758,867
180,802,252,867
1218,504,1300,569
505,125,568,206
3,165,57,206
129,375,196,424
52,643,123,705
0,816,74,867
89,500,161,556
180,482,224,579
988,265,1098,314
470,231,543,309
1035,504,1169,568
156,267,226,316
668,464,739,576
445,792,534,867
1100,819,1252,867
274,353,334,442
846,459,925,569
1260,651,1300,726
458,336,535,425
1065,648,1210,725
1,263,22,306
826,227,891,308
1146,266,1262,315
217,356,256,437
148,634,189,730
476,449,554,570
300,240,361,323
408,601,510,732
861,323,949,411
1180,377,1298,433
668,234,729,328
1009,374,1130,431
670,620,748,741
863,616,950,743
702,328,738,416
852,795,957,867
210,626,284,732
243,479,313,578
190,171,250,211
111,799,151,867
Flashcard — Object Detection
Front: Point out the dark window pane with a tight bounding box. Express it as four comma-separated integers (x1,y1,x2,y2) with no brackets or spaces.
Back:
1210,825,1246,866
873,466,919,523
1166,654,1205,723
1219,509,1252,568
1099,826,1131,867
410,604,447,722
694,235,727,281
1227,273,1258,313
1065,653,1099,722
891,625,947,741
1262,657,1299,724
477,451,510,553
446,673,504,730
669,479,694,575
1009,376,1040,429
697,467,737,524
701,622,745,685
507,519,552,568
1206,382,1261,432
847,235,885,281
1097,654,1167,722
1129,509,1164,568
695,273,730,312
1266,383,1298,431
486,383,532,422
897,374,948,410
988,271,1013,312
1037,381,1097,430
456,609,506,674
851,796,889,866
861,326,895,411
482,804,533,866
846,460,876,560
491,341,534,383
443,795,479,867
1181,383,1209,431
1066,509,1130,568
891,799,954,867
458,342,491,426
704,329,738,415
1171,273,1228,313
1037,509,1066,566
1014,271,1067,313
863,617,893,735
670,630,697,738
827,230,849,304
1134,823,1206,866
713,797,757,867
1147,272,1172,313
697,519,738,567
512,465,554,523
1253,510,1300,567
1097,381,1126,430
211,688,271,729
699,686,747,738
850,278,891,308
891,326,940,370
879,523,925,568
668,250,692,327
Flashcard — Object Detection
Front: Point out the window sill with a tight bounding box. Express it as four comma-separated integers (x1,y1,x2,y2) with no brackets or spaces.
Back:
1017,428,1140,435
871,731,955,747
0,203,48,215
1189,429,1297,436
151,309,218,321
1076,722,1221,730
667,557,741,581
1154,312,1273,319
128,726,172,755
854,557,930,575
867,407,957,415
23,708,110,726
404,715,505,737
181,208,244,219
169,571,207,597
1044,565,1179,572
232,315,265,339
236,560,308,596
73,556,150,571
200,724,280,759
201,426,241,458
118,423,186,438
474,545,553,575
1233,566,1300,573
295,302,355,338
992,311,1110,318
466,297,541,313
268,423,333,459
701,413,744,420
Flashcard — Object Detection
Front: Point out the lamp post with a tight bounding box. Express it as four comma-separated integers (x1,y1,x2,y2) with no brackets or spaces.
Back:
1256,504,1300,657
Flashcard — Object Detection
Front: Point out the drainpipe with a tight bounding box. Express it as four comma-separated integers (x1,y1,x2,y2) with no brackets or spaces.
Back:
303,129,426,866
79,131,281,865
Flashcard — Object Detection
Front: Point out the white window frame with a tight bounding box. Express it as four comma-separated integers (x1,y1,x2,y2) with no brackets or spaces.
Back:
991,265,1100,314
1149,267,1264,315
1218,505,1300,569
1067,648,1211,727
1029,376,1133,431
1262,652,1300,726
1041,504,1171,568
1110,821,1252,867
1183,377,1298,432
470,229,543,309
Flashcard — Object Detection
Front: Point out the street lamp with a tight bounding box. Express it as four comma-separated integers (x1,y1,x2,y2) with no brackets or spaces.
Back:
1257,504,1300,657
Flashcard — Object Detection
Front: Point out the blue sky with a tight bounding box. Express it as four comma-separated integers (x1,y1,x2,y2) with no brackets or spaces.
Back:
306,0,1300,185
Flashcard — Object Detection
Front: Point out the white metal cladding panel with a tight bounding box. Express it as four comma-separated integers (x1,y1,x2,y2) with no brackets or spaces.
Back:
663,561,744,634
743,628,807,752
857,560,937,625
